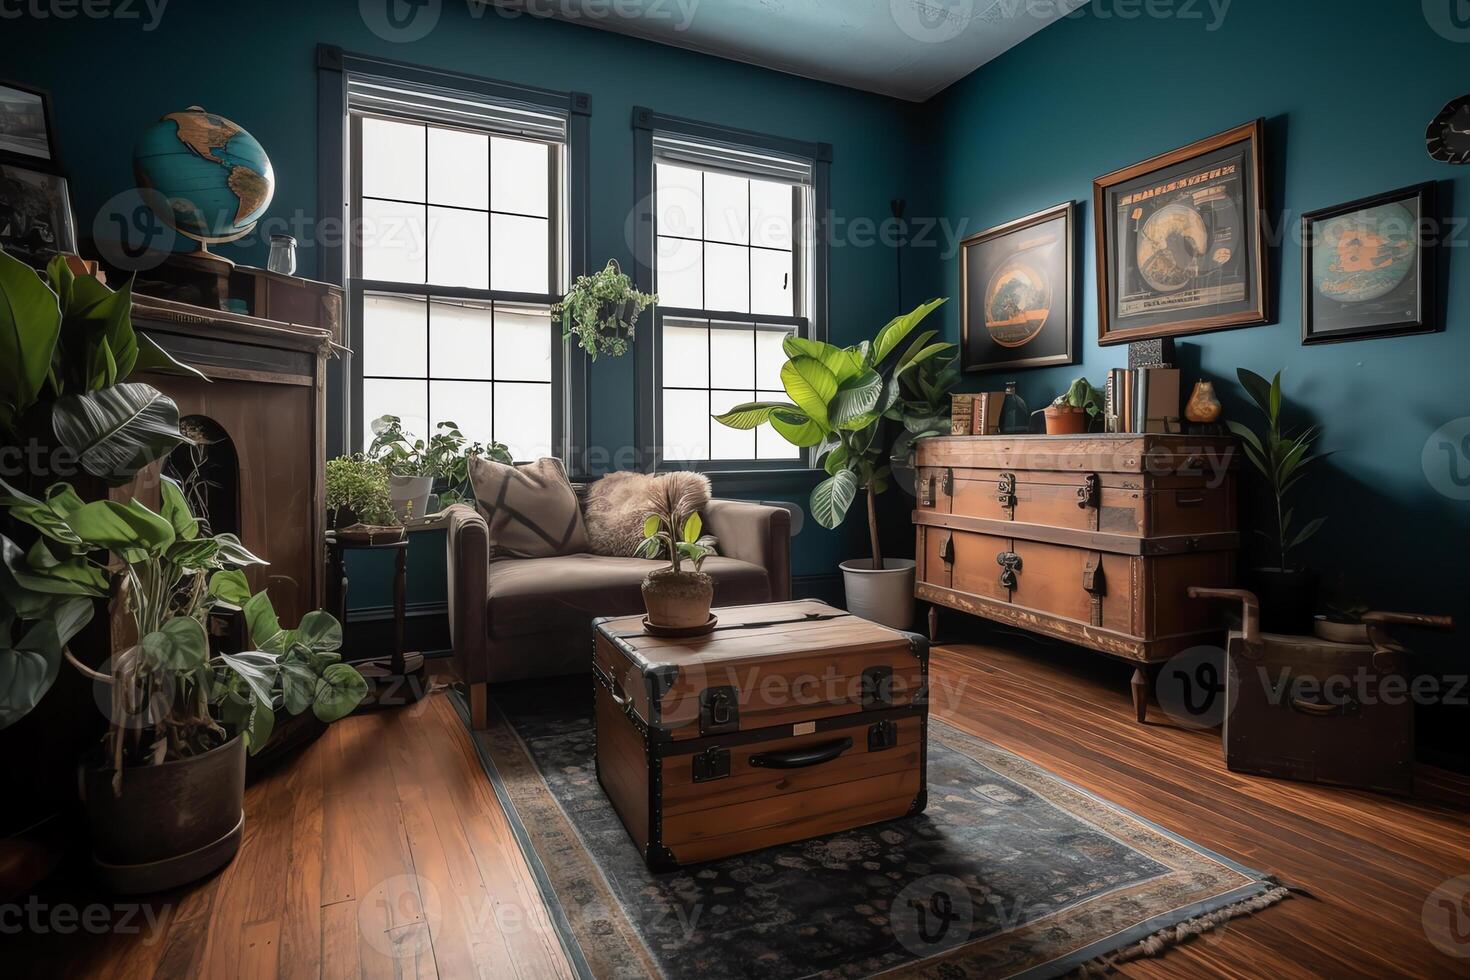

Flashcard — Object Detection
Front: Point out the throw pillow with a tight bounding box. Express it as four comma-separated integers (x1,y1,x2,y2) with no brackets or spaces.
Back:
468,456,590,559
583,471,711,557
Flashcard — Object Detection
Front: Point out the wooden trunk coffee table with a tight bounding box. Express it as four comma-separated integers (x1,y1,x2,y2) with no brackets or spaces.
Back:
592,600,929,871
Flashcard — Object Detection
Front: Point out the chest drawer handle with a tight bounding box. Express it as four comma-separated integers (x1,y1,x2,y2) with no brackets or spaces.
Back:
1176,493,1206,507
749,736,853,769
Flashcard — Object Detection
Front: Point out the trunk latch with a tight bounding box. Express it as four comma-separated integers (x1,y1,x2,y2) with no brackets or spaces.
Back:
868,720,898,752
699,686,739,736
692,746,731,783
997,551,1023,590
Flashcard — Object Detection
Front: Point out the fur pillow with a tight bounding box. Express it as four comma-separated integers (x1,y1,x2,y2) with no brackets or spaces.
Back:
469,456,590,559
584,471,711,558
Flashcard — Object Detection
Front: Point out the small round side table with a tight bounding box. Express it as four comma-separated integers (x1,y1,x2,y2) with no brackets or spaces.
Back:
325,531,427,708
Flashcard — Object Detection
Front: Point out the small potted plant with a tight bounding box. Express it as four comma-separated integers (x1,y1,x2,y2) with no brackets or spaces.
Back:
635,474,718,631
1038,377,1104,434
1226,367,1327,634
325,453,398,537
368,417,512,521
553,259,656,360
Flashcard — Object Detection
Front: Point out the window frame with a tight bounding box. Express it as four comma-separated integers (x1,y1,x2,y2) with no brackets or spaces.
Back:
317,46,591,463
631,107,831,475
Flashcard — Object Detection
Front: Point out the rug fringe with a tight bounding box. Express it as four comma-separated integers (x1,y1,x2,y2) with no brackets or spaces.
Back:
1074,882,1293,976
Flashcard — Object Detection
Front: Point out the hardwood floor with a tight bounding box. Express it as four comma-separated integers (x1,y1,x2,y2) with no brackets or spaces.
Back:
15,639,1470,978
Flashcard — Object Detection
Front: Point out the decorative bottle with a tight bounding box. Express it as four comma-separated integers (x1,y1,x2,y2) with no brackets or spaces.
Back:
999,381,1031,435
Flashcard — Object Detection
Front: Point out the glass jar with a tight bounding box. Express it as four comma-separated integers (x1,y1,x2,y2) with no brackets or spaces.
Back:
266,234,297,276
998,381,1031,435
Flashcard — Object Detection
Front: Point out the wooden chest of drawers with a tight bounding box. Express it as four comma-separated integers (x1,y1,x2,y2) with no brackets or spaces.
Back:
913,434,1239,720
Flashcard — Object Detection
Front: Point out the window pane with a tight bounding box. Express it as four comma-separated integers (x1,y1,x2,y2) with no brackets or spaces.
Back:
751,248,794,317
662,319,709,389
710,390,756,461
656,163,702,238
362,378,427,450
709,325,754,390
362,293,427,379
430,380,493,448
429,299,493,381
428,127,488,210
491,213,549,292
361,117,424,202
750,179,793,249
494,382,553,460
427,206,489,289
755,327,792,391
705,242,749,314
494,304,552,382
703,172,748,245
360,199,426,284
491,137,549,217
661,388,709,462
656,237,702,309
756,389,802,460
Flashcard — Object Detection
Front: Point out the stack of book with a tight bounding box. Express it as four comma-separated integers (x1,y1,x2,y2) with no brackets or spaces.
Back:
1106,366,1182,434
951,393,1008,435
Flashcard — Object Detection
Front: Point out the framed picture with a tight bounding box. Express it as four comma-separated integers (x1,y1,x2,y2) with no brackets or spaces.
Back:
1301,182,1439,345
1094,119,1269,346
960,201,1076,373
0,162,76,257
0,81,59,170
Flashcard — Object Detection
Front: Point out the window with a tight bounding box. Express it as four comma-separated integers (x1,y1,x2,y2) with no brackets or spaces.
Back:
346,77,569,460
634,111,830,470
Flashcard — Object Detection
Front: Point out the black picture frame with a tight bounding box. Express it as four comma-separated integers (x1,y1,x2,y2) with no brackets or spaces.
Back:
0,162,77,258
1093,120,1270,346
1301,181,1439,345
960,201,1076,373
0,80,60,172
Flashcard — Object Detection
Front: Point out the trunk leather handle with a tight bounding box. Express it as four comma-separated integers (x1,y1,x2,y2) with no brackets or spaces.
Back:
749,736,854,769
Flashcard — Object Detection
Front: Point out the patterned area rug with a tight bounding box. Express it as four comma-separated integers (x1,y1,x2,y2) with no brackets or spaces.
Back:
453,682,1286,979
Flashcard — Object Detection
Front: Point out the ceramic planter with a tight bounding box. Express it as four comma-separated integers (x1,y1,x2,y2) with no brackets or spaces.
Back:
840,559,917,629
388,474,434,523
1043,405,1089,435
642,568,714,629
82,735,246,894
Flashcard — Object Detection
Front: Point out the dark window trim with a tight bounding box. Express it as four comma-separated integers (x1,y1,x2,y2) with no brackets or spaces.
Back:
631,106,831,475
316,44,590,462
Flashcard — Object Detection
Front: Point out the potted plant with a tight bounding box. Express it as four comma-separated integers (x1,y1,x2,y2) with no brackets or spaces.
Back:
368,417,512,521
715,298,950,628
635,474,718,630
553,259,657,360
0,476,368,892
325,453,396,531
1037,377,1104,434
1226,367,1327,634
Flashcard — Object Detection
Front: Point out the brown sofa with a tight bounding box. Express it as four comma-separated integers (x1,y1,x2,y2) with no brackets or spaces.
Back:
445,493,790,727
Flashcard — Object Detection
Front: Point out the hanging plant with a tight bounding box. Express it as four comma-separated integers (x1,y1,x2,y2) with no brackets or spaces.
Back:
553,259,656,360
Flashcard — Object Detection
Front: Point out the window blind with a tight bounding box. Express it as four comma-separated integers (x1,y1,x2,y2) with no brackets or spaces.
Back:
347,75,567,142
651,133,812,186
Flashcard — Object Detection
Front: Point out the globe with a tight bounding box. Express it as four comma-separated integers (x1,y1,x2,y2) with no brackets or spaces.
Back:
132,106,275,244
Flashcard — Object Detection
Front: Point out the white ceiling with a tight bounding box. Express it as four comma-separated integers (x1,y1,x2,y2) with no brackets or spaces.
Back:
492,0,1089,102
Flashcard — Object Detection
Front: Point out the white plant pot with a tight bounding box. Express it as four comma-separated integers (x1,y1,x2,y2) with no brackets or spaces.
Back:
388,475,434,523
840,559,917,630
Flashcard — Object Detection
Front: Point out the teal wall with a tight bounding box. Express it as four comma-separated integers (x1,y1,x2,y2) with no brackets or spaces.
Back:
922,0,1469,758
7,0,934,601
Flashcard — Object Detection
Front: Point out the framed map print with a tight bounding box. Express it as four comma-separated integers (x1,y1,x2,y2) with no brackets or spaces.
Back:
1094,120,1269,345
961,201,1076,373
1301,182,1439,345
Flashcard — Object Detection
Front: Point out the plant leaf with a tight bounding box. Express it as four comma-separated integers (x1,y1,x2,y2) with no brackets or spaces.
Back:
312,663,368,722
280,661,317,715
810,468,859,529
1290,517,1326,551
159,476,200,541
780,356,838,429
0,248,62,426
241,591,284,652
1236,368,1273,417
218,650,280,709
711,401,796,430
63,498,176,561
133,331,209,381
682,512,702,545
140,616,209,671
295,610,343,653
51,382,184,485
829,370,884,430
208,569,252,607
0,620,63,730
872,297,947,364
212,533,268,567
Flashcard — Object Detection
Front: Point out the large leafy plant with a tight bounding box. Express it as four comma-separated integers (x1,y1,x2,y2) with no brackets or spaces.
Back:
0,249,202,488
553,259,656,360
0,476,367,779
714,298,952,569
368,416,512,508
1225,368,1326,571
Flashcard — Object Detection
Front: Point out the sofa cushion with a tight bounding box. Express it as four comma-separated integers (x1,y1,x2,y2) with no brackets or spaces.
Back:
469,456,589,559
484,554,771,639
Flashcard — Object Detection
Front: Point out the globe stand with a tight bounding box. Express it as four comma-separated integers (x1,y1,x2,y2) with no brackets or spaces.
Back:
154,236,241,311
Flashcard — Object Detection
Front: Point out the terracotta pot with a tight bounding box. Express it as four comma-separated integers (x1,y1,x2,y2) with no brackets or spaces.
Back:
81,735,246,894
642,568,714,628
1044,405,1089,435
